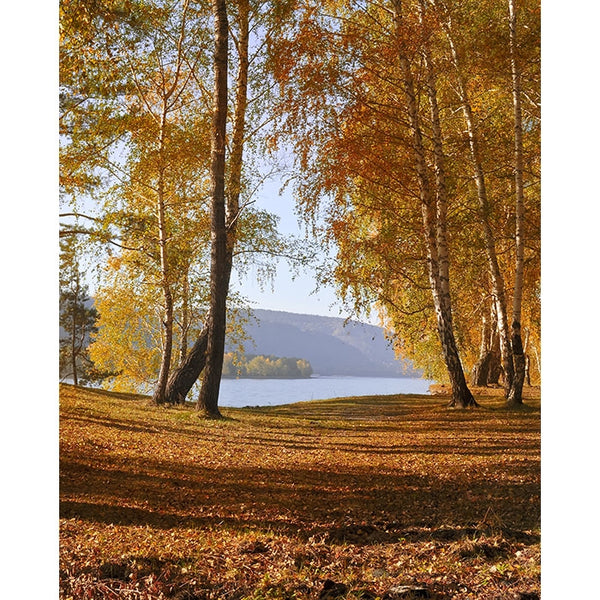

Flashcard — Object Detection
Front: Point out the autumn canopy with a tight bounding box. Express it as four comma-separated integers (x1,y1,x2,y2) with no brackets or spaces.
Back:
59,0,540,411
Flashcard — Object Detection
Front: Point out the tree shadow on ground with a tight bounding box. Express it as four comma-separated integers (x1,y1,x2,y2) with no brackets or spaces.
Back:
60,448,540,545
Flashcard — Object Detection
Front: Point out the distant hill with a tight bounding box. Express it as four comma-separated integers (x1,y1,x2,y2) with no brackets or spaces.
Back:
227,309,420,378
64,301,419,379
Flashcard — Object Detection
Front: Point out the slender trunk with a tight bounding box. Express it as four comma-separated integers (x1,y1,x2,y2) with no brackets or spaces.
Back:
471,313,491,386
523,327,531,386
180,268,190,363
71,296,78,387
392,0,476,408
226,0,249,233
509,322,525,403
165,0,249,407
419,0,451,319
487,310,503,385
507,0,526,405
460,77,513,394
197,0,229,418
423,33,476,407
436,1,514,396
471,303,502,386
531,341,540,384
152,111,174,405
148,1,189,405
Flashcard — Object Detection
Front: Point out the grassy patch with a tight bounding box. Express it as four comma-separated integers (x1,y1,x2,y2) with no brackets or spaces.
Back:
60,384,540,599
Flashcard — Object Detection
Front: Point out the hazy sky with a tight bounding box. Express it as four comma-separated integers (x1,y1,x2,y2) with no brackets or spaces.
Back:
233,177,349,319
232,175,382,325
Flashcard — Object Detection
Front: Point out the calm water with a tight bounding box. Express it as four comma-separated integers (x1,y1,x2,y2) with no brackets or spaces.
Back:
218,376,434,408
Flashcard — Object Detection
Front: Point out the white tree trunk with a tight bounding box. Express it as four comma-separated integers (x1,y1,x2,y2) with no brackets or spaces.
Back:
392,0,476,408
507,0,526,404
436,1,515,395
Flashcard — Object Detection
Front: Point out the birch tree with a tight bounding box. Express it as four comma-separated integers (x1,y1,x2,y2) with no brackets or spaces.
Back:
433,0,515,397
60,0,289,403
432,0,539,402
269,0,477,406
267,0,539,402
506,0,526,405
391,0,475,407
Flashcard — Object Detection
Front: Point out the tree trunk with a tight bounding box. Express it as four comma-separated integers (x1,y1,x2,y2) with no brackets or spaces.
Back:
180,269,190,363
164,0,249,408
152,110,174,405
507,0,526,405
196,0,229,418
393,0,476,409
71,298,79,387
509,322,526,405
436,1,514,397
152,286,174,405
487,328,503,385
523,328,531,386
421,13,475,407
419,0,451,320
471,300,503,387
164,321,209,404
531,342,540,385
471,314,491,386
147,2,190,405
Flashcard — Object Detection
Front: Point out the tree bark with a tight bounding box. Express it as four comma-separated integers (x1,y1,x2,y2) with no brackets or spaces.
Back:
180,277,189,363
507,0,526,405
471,313,491,386
523,327,531,386
164,321,209,404
196,0,230,418
436,1,514,397
152,110,175,405
393,0,476,408
70,279,79,387
419,0,451,320
509,322,525,404
471,306,502,386
164,0,249,408
150,5,190,404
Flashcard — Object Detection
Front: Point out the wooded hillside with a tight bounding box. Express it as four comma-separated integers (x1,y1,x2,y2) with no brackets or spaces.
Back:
228,309,420,377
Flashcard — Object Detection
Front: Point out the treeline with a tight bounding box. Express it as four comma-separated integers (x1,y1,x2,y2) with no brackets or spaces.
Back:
222,353,313,379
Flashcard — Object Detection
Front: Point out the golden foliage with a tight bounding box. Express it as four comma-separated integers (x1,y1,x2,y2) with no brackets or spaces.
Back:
268,0,540,382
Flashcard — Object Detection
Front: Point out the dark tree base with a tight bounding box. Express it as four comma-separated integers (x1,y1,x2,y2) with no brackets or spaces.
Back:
163,325,209,405
197,408,223,420
447,390,479,409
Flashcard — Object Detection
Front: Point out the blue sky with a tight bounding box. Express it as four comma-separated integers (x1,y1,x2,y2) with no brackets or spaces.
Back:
233,177,353,320
237,264,344,318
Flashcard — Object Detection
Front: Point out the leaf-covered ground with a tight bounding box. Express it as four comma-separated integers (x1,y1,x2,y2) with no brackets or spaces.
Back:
60,384,540,600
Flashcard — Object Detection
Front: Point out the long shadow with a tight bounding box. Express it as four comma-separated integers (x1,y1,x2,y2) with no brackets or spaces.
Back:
62,410,540,459
61,387,540,551
63,413,232,440
60,450,540,542
192,433,540,457
60,499,539,549
60,500,303,536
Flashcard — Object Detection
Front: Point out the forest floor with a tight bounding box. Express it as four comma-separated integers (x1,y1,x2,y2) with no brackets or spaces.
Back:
59,384,540,600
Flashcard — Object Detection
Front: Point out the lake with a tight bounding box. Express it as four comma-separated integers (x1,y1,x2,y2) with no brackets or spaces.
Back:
218,376,434,408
